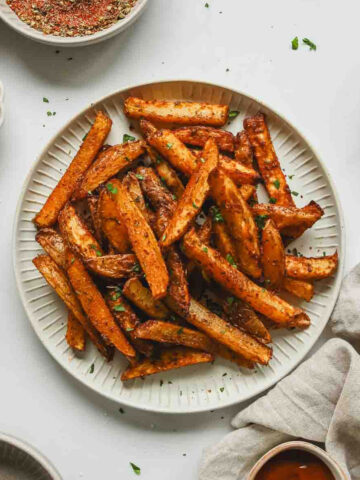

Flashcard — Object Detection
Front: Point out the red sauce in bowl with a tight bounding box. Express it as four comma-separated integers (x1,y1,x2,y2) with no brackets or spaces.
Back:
255,449,335,480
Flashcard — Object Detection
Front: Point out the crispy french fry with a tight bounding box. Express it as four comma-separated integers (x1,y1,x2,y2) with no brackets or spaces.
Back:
124,97,229,126
65,251,135,357
33,254,113,360
73,141,145,200
282,277,314,302
66,311,86,352
244,113,295,206
252,201,324,234
122,277,170,319
108,179,169,299
187,217,213,276
210,169,262,279
98,188,130,253
153,159,185,201
86,254,139,279
239,184,257,202
121,346,214,381
166,247,190,317
161,139,218,247
173,126,235,152
34,111,112,227
123,172,150,220
87,196,103,246
58,203,103,260
106,291,154,358
187,298,272,364
182,229,310,328
35,228,66,269
235,130,253,168
222,296,271,344
212,219,237,262
262,219,285,290
285,252,338,280
218,155,260,185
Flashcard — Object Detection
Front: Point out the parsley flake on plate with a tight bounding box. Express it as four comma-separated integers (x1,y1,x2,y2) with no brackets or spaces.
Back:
291,36,299,50
303,38,317,50
123,133,136,142
130,462,141,475
106,182,118,194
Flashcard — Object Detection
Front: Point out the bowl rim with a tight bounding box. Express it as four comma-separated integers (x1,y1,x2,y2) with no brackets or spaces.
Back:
0,0,148,47
247,440,349,480
0,432,62,479
12,79,346,414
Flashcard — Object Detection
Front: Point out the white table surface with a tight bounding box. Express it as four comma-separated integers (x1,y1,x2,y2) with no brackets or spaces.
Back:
0,0,358,478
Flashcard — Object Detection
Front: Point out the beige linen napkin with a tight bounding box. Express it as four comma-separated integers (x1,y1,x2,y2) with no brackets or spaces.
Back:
199,264,360,480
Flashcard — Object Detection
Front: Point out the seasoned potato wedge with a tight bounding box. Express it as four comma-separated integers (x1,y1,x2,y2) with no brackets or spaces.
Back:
239,184,257,202
282,277,314,302
210,169,262,279
86,254,139,279
235,130,253,168
58,203,103,260
161,139,218,247
121,346,214,381
244,113,295,206
34,111,112,227
124,97,229,126
33,254,113,360
187,217,213,275
98,188,130,253
187,299,272,365
173,126,235,152
66,311,86,352
109,179,169,299
65,252,135,357
166,247,190,317
122,277,170,319
262,219,285,290
182,229,310,328
87,196,103,246
218,155,260,185
153,159,185,200
285,252,338,280
106,291,154,358
73,141,145,200
35,228,66,269
212,219,237,262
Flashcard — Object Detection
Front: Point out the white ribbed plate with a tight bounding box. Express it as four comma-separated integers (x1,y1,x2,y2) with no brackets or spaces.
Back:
13,81,345,413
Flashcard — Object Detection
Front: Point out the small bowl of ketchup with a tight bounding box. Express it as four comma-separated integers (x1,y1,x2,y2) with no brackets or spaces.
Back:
248,441,349,480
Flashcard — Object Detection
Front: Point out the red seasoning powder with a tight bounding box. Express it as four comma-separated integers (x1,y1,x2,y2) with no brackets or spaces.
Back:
6,0,137,37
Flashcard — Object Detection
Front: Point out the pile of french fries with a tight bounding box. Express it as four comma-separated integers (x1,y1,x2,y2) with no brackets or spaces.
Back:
32,97,339,381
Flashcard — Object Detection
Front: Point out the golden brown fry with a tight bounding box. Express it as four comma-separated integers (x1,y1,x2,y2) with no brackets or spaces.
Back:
239,184,257,202
182,229,310,328
262,219,285,290
73,141,145,200
187,298,272,365
58,203,103,260
285,252,338,280
218,155,260,185
34,111,112,227
244,113,295,206
66,311,86,352
154,159,185,200
210,169,262,279
65,251,135,357
87,196,103,246
86,254,139,279
123,172,150,221
166,247,190,317
35,228,66,269
98,188,130,253
124,97,229,126
212,219,237,262
252,201,324,234
106,291,154,358
121,346,214,381
282,277,314,302
235,130,253,168
161,139,219,247
186,217,212,276
122,277,170,319
173,126,235,152
33,254,113,360
108,179,169,299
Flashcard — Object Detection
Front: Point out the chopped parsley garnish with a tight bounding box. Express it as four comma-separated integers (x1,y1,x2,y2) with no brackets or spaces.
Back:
226,296,235,306
219,387,224,392
130,462,141,475
90,244,102,257
222,373,227,376
226,254,237,268
211,206,224,223
89,363,94,374
160,380,164,387
82,133,88,141
205,2,209,7
123,133,135,143
111,288,122,301
132,263,141,273
177,327,184,335
291,191,299,196
303,38,317,51
255,214,269,229
166,142,173,149
273,179,280,189
269,197,277,204
43,97,49,103
291,36,299,50
288,174,294,179
171,194,177,200
228,110,239,119
323,251,326,257
119,408,125,414
106,182,118,194
126,327,134,332
192,202,198,209
199,157,205,163
113,304,126,312
135,174,144,180
162,234,166,242
202,247,208,253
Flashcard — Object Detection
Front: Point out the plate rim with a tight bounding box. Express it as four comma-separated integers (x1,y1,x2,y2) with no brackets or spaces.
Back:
12,79,346,414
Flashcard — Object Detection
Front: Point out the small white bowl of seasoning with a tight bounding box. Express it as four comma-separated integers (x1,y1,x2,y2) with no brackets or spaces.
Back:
0,0,149,47
247,441,349,480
